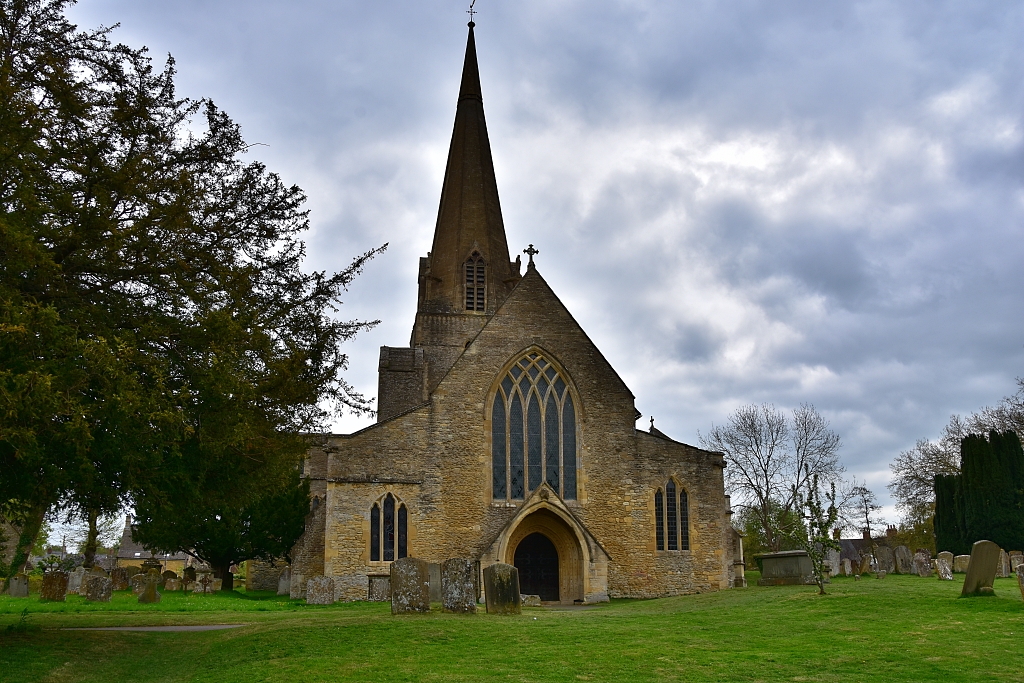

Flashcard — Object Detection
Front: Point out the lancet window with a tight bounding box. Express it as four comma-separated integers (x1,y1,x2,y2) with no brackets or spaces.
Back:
465,252,485,311
655,481,689,552
369,493,408,562
492,352,577,500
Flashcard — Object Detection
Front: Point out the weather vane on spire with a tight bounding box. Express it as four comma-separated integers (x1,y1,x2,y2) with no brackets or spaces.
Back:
467,0,477,23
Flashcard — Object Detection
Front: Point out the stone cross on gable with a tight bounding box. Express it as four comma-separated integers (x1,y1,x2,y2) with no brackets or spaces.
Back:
523,244,539,266
467,0,477,22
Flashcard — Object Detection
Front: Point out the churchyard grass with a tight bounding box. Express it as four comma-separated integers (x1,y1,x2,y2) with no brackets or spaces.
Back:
2,573,1022,682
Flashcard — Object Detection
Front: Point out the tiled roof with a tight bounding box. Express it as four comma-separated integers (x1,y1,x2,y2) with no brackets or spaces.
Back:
116,521,190,561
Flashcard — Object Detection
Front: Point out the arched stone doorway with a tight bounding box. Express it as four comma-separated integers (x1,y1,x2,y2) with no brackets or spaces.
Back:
504,507,584,604
514,533,559,601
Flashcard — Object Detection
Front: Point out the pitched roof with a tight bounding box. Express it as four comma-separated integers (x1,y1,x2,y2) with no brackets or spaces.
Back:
115,519,190,561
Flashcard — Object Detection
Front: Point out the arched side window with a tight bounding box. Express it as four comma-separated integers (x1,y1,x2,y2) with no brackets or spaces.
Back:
370,493,408,562
655,480,690,552
465,252,485,311
491,352,577,501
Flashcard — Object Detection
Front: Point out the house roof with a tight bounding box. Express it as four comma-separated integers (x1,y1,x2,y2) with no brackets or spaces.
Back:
115,519,190,561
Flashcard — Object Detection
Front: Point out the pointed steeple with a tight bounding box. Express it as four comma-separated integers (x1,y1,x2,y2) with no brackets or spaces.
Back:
417,22,518,319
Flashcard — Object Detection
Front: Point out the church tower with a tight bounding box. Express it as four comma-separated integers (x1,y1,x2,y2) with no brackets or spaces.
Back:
378,22,522,420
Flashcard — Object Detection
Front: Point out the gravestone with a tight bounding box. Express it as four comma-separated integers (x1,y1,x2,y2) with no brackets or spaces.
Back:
305,576,336,605
1009,551,1023,573
277,566,292,596
161,570,177,587
913,551,933,577
367,574,391,601
193,570,214,594
936,557,954,580
110,567,129,591
961,540,1000,596
997,550,1011,578
183,566,197,583
125,565,141,579
8,573,29,598
825,549,841,577
1017,564,1024,602
841,558,852,576
937,551,953,568
40,571,69,602
184,582,197,592
67,567,86,594
138,570,161,604
428,562,442,603
85,576,112,602
391,557,430,614
131,573,147,595
953,555,971,573
876,570,886,579
441,558,477,613
164,578,181,591
212,578,222,592
756,550,819,586
875,546,895,574
893,546,913,574
521,594,542,606
483,563,521,615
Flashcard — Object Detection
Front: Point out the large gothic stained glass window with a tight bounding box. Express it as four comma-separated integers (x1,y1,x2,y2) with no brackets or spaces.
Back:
370,494,408,563
492,353,577,500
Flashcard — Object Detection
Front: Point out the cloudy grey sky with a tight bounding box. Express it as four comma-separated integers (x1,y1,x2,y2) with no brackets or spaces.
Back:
67,0,1023,518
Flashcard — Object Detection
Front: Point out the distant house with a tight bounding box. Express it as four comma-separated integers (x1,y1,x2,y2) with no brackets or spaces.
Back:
115,516,192,573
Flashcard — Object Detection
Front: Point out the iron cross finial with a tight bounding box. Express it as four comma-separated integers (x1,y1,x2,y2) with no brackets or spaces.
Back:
467,0,477,23
523,244,539,265
650,416,655,428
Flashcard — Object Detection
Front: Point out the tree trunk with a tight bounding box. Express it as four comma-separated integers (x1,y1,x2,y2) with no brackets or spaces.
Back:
216,562,234,591
2,502,47,592
82,508,99,569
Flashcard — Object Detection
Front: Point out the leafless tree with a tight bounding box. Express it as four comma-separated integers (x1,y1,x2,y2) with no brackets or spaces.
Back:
699,403,843,552
841,480,885,538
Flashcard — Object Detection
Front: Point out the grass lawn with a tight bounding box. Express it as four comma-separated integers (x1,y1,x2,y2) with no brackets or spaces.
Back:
2,573,1022,682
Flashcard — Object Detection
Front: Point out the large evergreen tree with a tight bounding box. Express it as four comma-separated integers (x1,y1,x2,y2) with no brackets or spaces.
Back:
933,473,967,555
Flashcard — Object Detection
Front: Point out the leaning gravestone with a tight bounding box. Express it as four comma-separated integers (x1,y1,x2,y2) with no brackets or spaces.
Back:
391,557,430,614
367,574,390,602
962,540,1000,596
1009,551,1024,573
1017,564,1024,602
138,570,162,604
277,566,292,596
441,558,477,614
953,555,971,573
937,551,954,569
997,550,1011,578
875,546,895,574
85,576,113,602
893,546,913,574
841,558,852,577
40,571,69,602
305,576,336,605
67,567,86,594
110,567,129,591
936,557,954,581
483,563,522,615
131,573,147,595
8,573,29,598
913,551,933,577
428,562,442,603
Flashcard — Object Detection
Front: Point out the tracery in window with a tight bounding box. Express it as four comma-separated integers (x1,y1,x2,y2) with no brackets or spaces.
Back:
491,352,577,500
655,480,689,552
465,252,485,311
370,493,408,562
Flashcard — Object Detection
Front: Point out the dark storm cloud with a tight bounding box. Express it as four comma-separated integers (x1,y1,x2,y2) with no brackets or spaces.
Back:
66,0,1024,514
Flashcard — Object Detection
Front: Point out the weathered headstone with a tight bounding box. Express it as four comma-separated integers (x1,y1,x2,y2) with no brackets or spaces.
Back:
212,578,222,592
161,570,177,587
441,558,477,613
962,539,1000,596
1009,551,1024,573
110,567,129,591
913,551,933,577
483,562,521,615
876,570,886,579
428,562,442,603
936,557,953,580
138,570,162,604
183,566,197,583
825,549,841,577
997,549,1011,578
841,558,852,576
521,594,542,606
953,555,971,573
193,570,214,594
131,573,147,595
756,550,819,586
937,551,954,569
893,545,913,574
391,557,430,614
367,574,390,601
67,567,86,594
40,571,69,602
85,576,112,602
184,582,197,592
305,576,336,605
277,566,292,596
125,565,141,579
875,546,895,574
164,578,181,591
1017,564,1024,602
8,573,29,598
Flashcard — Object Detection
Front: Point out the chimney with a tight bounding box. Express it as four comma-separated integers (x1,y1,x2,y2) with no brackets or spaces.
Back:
862,529,871,541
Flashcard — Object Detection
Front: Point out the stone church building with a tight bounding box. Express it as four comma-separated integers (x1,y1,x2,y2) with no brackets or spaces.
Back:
289,23,737,604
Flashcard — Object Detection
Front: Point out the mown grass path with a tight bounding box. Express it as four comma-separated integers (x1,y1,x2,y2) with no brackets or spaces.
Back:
2,574,1022,682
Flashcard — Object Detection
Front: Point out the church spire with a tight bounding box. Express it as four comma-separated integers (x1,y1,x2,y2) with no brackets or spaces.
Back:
417,21,517,318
